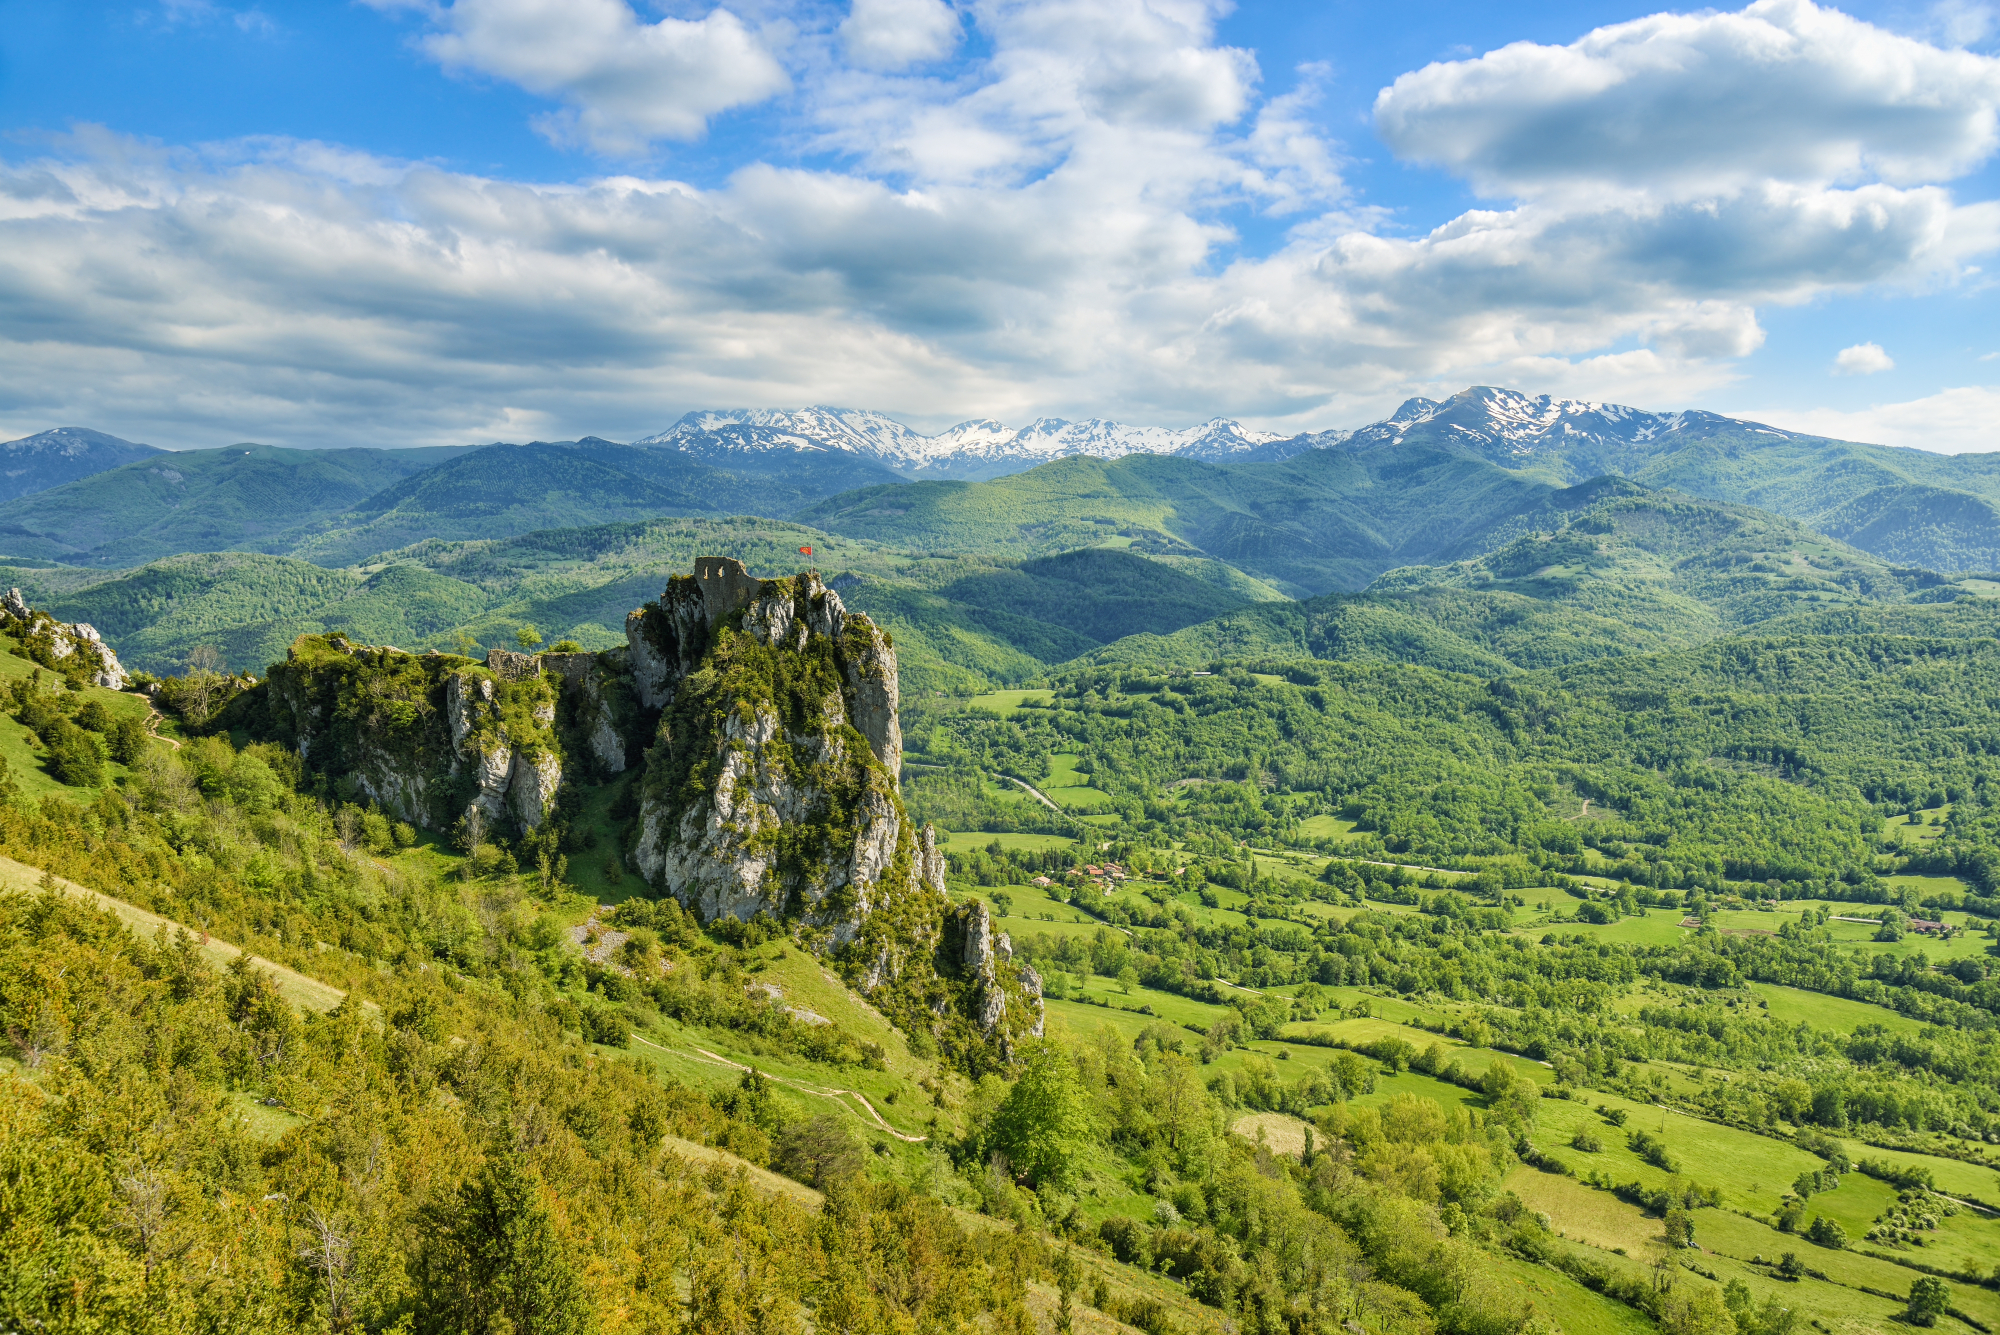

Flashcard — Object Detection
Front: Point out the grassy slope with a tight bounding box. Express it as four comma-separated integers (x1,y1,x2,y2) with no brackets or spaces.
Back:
0,644,155,800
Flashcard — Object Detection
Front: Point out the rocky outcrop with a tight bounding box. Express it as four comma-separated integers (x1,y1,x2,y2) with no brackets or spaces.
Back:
263,636,565,834
0,589,129,690
628,558,1041,1057
631,564,910,941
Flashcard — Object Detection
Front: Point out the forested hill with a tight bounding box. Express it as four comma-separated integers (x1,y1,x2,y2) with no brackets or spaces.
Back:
1081,488,1953,675
906,635,2000,886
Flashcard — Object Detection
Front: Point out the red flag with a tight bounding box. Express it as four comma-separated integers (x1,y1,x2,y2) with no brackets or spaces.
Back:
799,546,813,556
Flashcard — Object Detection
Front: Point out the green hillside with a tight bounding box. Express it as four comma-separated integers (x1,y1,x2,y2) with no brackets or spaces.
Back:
798,445,1594,595
1087,488,1953,675
0,442,468,567
288,440,904,566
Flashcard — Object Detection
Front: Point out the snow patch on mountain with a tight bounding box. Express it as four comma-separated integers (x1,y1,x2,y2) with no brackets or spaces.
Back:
635,405,1285,477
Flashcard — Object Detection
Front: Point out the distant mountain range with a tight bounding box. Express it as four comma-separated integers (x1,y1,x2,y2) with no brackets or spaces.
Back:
8,384,2000,582
635,406,1288,479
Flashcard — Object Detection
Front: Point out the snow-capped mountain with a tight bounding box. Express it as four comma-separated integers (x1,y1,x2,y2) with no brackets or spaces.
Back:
636,407,928,462
1344,386,1796,478
634,406,1286,480
631,388,1807,483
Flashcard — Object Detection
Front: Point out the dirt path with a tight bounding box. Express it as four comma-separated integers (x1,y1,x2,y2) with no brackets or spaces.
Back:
144,708,182,750
0,854,359,1015
632,1033,928,1142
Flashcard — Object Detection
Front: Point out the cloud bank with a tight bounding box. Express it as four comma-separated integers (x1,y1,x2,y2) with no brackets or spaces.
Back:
0,0,1996,450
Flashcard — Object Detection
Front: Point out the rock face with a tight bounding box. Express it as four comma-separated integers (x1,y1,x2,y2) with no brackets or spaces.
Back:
0,589,129,690
629,558,1041,1058
263,636,566,834
630,564,907,936
233,559,1041,1062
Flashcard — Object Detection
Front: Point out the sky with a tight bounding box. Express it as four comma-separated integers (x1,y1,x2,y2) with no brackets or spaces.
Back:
1,0,1998,451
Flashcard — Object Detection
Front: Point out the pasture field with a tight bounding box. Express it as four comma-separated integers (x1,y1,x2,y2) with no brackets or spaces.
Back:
1040,752,1114,810
1504,1165,1666,1256
1482,1247,1660,1335
1523,910,1689,948
1698,1207,2000,1332
1884,872,1970,896
938,829,1079,852
1824,1137,2000,1207
1295,814,1362,841
965,688,1052,712
1746,982,1932,1035
1801,1172,1899,1238
1526,1092,1824,1217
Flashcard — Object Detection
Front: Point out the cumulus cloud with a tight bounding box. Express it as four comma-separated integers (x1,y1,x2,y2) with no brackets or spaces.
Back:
841,0,960,71
0,0,1996,449
1751,384,2000,451
1834,341,1895,374
389,0,789,152
1375,0,2000,196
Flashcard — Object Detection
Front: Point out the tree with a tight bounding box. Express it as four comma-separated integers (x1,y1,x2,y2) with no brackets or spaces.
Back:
414,1151,594,1335
180,645,228,722
774,1116,863,1189
1659,1281,1735,1335
1116,964,1139,994
106,713,149,765
1664,1207,1695,1250
1776,1251,1804,1281
43,719,105,786
1906,1276,1951,1328
1805,1215,1846,1250
990,1041,1092,1190
515,625,543,651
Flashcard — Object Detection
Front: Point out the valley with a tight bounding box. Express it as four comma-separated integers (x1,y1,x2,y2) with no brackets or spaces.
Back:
2,387,1999,1334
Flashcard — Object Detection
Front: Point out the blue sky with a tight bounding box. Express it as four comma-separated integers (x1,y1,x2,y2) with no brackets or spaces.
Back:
1,0,1997,450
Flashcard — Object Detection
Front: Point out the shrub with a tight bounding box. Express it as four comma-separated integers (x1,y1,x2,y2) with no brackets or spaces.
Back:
1098,1215,1152,1268
772,1115,864,1189
1570,1128,1603,1153
42,719,104,787
1805,1215,1847,1250
581,1007,628,1048
1906,1276,1951,1328
106,713,149,764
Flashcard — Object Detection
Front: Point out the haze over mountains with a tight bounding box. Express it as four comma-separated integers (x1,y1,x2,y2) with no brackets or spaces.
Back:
8,383,2000,684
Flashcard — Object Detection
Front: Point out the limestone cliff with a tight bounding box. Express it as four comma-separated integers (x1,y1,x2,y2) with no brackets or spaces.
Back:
260,636,569,834
628,559,1040,1062
0,588,129,690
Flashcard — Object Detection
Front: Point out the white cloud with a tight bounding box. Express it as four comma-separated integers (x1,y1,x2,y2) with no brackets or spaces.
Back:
0,1,1997,448
1375,0,2000,197
1834,341,1895,374
841,0,960,71
388,0,789,153
1930,0,1995,47
1749,384,2000,451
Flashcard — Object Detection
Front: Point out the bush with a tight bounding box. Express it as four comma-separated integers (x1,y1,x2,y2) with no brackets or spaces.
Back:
1570,1128,1603,1153
772,1115,864,1189
581,1007,628,1048
105,713,149,765
42,719,104,786
1805,1215,1847,1250
1906,1276,1951,1327
1098,1215,1152,1268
